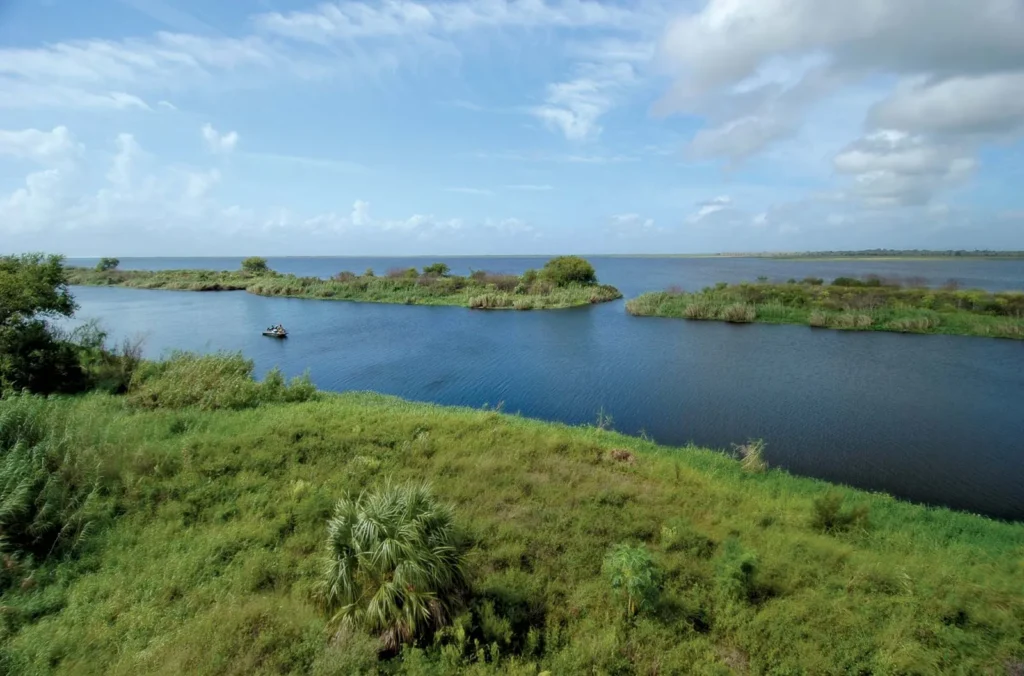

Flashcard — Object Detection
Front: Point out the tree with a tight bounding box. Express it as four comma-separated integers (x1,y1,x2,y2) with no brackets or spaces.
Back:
96,257,119,272
603,544,660,617
317,481,469,653
241,256,269,274
540,256,597,287
422,262,450,277
0,254,85,395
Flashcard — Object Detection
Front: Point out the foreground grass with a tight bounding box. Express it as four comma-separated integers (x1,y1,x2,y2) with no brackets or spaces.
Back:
64,267,622,311
1,388,1022,673
626,279,1024,340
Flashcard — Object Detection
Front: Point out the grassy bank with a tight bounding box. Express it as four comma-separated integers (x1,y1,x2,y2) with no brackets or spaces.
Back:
626,277,1024,340
64,258,622,311
1,355,1022,674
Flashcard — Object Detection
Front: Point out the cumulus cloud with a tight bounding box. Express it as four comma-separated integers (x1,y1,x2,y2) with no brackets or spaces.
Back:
655,0,1024,196
834,130,975,207
202,124,239,153
0,126,82,165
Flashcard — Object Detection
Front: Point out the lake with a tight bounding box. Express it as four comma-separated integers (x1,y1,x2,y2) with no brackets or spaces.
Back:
64,256,1024,520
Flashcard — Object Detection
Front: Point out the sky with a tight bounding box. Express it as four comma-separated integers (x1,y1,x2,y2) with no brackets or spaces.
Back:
0,0,1023,256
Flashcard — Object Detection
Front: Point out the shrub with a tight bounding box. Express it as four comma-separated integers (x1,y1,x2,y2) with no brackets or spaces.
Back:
602,544,660,617
96,257,119,272
810,492,870,534
317,481,469,653
540,256,597,287
363,268,375,277
386,268,409,279
802,277,824,285
513,299,534,311
334,271,357,282
716,539,759,603
520,269,538,286
422,263,450,277
241,257,269,274
721,304,756,323
127,352,315,410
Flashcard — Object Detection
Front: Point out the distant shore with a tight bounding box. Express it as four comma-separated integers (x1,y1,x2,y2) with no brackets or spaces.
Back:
626,277,1024,340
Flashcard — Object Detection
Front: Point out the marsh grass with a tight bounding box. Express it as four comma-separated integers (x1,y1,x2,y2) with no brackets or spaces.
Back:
628,278,1024,339
65,264,622,312
0,360,1022,673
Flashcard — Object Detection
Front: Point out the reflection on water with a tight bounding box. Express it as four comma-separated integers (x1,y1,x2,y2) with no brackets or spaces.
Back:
64,256,1024,519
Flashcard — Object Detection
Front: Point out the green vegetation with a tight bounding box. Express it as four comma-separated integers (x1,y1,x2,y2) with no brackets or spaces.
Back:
1,254,141,395
95,258,119,272
65,256,621,310
627,276,1024,339
0,354,1022,674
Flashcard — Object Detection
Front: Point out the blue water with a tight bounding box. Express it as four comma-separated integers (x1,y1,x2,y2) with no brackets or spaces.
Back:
64,256,1024,519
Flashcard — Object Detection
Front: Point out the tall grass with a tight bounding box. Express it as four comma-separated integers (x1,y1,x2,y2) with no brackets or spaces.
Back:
0,367,1021,673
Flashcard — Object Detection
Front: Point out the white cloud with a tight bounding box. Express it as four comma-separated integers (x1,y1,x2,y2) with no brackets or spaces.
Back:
531,61,637,141
654,0,1024,199
445,187,494,196
256,0,659,44
687,196,733,223
201,124,239,153
834,130,975,206
870,72,1024,137
0,126,82,165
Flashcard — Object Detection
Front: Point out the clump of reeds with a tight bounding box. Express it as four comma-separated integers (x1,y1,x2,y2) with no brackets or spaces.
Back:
808,310,829,328
721,303,756,323
887,316,939,332
831,313,873,329
684,301,719,320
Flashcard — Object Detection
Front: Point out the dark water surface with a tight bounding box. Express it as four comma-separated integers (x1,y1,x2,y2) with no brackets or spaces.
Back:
65,257,1024,519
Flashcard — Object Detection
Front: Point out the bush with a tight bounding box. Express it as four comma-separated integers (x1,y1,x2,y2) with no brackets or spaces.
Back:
96,257,119,272
334,271,357,282
540,256,597,287
887,316,939,332
317,481,469,653
520,269,538,286
808,310,829,328
602,544,660,617
241,257,269,274
810,492,870,534
127,353,316,411
422,263,450,277
363,268,375,277
716,539,759,603
802,277,824,286
831,313,873,329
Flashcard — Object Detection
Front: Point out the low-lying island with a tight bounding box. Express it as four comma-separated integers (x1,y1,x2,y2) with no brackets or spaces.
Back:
66,256,622,311
627,276,1024,340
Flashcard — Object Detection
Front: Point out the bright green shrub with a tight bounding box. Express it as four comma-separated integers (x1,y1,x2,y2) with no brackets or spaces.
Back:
602,543,660,617
540,256,597,287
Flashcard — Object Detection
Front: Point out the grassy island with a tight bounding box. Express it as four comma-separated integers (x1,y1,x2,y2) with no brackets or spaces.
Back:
1,353,1022,674
65,256,622,310
627,276,1024,340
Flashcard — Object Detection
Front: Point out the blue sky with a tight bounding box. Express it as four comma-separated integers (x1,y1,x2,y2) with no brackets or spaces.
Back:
1,0,1022,255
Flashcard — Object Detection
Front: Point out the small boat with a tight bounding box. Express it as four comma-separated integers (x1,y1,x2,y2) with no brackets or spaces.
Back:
262,328,288,338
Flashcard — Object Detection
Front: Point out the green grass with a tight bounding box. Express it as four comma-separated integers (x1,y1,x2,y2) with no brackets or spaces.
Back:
63,267,622,311
626,280,1024,339
1,358,1022,674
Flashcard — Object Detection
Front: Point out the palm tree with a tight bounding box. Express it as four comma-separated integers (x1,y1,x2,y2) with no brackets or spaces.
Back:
317,481,468,652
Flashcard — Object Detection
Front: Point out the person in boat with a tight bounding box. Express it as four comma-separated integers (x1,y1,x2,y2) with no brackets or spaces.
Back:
276,324,285,333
